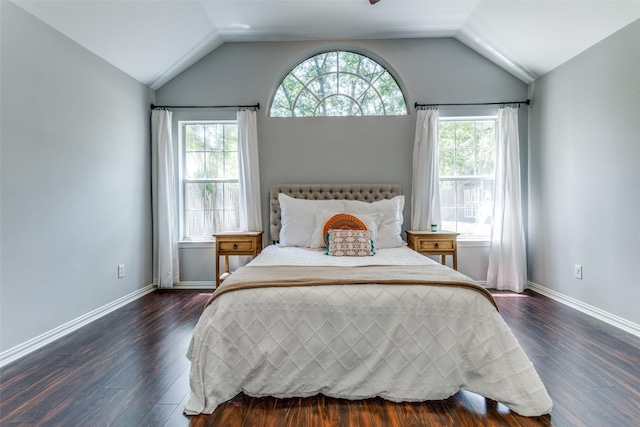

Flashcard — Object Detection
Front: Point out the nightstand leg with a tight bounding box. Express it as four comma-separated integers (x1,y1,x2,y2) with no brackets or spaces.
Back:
453,254,457,271
215,254,220,288
441,255,446,265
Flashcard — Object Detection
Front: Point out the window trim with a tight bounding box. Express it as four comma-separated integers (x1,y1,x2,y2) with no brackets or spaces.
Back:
269,49,409,117
438,115,498,241
178,120,239,242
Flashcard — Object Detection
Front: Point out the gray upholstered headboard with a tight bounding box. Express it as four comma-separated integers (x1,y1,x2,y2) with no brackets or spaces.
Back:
270,184,402,242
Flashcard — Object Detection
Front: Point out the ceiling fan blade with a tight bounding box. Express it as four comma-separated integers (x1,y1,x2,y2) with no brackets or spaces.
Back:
370,0,381,4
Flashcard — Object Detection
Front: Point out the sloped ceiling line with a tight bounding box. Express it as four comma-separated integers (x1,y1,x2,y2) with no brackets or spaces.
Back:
12,0,640,89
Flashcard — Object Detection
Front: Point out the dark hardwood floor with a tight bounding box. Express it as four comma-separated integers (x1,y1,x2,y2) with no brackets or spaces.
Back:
1,289,639,426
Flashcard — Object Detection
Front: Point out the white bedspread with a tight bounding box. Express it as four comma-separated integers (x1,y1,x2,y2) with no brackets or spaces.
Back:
249,244,435,267
185,246,552,417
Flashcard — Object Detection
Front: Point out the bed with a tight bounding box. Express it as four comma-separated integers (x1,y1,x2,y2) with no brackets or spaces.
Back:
185,184,552,417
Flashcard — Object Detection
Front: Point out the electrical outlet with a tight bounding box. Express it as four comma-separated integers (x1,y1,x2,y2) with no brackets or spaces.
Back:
574,264,582,280
118,264,125,278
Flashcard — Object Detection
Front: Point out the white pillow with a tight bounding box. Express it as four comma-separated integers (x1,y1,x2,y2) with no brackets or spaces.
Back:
278,193,345,247
344,195,405,248
309,210,383,249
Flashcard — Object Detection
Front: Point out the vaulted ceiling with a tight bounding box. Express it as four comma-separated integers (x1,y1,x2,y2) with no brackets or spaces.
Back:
13,0,640,90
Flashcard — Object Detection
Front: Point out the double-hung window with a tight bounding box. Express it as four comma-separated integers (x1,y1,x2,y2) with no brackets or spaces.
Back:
180,121,240,239
439,118,497,239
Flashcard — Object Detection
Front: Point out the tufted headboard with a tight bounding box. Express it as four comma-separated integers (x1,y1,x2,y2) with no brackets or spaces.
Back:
270,184,402,242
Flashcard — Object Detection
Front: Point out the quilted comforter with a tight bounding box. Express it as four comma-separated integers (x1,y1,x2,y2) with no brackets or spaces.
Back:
185,246,552,417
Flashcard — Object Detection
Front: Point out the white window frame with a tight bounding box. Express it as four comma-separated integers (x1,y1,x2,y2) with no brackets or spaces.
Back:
178,120,240,242
270,50,408,117
438,116,498,241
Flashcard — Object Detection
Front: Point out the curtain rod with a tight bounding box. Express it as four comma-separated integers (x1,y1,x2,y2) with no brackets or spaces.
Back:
150,103,260,110
415,99,530,108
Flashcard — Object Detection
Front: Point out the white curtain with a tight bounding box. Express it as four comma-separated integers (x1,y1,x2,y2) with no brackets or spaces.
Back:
237,109,262,231
411,108,441,230
487,106,526,292
151,109,179,287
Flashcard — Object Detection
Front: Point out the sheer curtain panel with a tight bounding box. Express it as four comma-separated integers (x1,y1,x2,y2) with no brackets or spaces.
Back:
237,109,262,231
487,106,526,292
411,108,441,230
151,109,179,287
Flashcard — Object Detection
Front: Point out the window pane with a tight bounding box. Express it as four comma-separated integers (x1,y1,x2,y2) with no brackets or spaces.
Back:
476,148,494,175
185,183,204,210
307,74,337,99
185,124,204,151
338,51,363,75
205,124,223,151
455,148,475,176
357,57,385,82
205,152,223,179
359,88,384,116
475,121,495,175
224,151,239,178
224,124,238,151
374,73,401,105
317,95,362,117
185,210,204,238
185,152,205,179
292,51,337,81
338,74,368,100
294,89,319,117
455,122,474,148
271,74,304,117
439,149,454,176
383,86,408,115
224,183,240,230
439,122,455,150
271,91,293,117
476,121,495,150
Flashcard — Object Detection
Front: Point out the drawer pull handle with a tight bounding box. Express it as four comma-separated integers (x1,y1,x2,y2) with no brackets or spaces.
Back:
233,244,238,249
434,243,439,249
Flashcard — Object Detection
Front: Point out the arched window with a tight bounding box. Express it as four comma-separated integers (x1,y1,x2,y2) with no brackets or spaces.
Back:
270,50,408,117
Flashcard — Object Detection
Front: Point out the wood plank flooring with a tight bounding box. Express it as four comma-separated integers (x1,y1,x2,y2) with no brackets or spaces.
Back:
1,289,639,426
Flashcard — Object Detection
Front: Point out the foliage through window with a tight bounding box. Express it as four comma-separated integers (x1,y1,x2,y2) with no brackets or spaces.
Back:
181,122,240,239
439,118,497,238
270,51,407,117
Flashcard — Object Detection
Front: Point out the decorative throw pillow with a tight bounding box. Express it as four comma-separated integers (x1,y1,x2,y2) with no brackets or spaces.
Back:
326,229,375,257
309,211,383,249
323,213,367,239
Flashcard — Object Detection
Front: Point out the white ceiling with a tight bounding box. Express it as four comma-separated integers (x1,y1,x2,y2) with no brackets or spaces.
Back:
13,0,640,90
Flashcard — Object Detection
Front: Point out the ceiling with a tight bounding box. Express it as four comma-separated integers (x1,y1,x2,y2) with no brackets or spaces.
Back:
13,0,640,90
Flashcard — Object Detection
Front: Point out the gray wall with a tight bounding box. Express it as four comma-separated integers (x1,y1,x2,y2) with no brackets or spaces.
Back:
0,2,154,352
156,39,529,282
528,19,640,325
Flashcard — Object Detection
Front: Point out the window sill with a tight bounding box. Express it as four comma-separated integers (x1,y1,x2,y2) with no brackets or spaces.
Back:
178,240,216,249
457,238,490,248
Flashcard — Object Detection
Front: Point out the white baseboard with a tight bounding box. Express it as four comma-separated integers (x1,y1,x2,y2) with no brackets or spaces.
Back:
0,284,155,368
174,281,216,289
527,281,640,338
5,280,635,368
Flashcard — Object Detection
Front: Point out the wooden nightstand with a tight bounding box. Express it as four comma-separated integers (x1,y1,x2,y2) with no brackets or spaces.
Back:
406,230,460,270
213,231,263,287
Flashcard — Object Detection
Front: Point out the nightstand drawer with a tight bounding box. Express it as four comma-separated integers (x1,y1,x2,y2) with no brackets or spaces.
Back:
218,241,255,252
417,239,454,251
